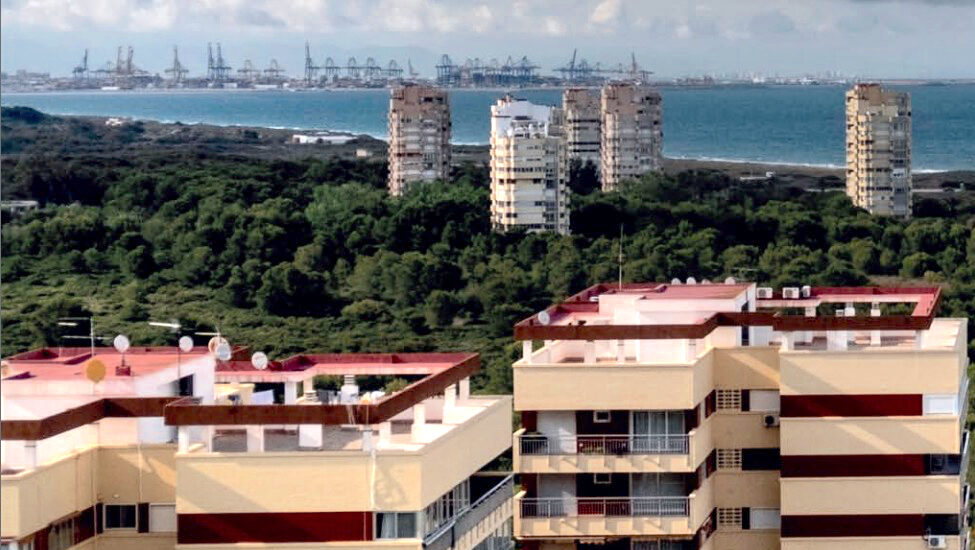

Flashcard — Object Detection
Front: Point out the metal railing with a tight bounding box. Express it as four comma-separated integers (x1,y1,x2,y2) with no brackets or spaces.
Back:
425,475,513,550
519,496,689,518
519,434,689,455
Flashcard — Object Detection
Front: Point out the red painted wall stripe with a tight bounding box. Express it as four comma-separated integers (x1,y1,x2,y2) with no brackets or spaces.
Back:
781,454,926,477
177,512,373,544
780,394,922,417
782,514,923,537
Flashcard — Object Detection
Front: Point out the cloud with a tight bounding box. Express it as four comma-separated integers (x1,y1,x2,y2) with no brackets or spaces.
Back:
748,11,796,35
590,0,622,25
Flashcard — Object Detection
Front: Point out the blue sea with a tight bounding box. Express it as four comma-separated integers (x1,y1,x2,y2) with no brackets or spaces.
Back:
3,85,974,171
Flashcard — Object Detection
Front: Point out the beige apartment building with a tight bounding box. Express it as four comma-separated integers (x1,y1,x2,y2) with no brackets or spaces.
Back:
511,282,968,550
1,348,513,550
845,83,912,217
490,96,570,235
600,83,663,191
388,84,452,195
562,88,602,173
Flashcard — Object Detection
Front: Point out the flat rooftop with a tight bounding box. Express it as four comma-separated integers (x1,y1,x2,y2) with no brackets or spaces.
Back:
216,352,471,383
2,346,210,382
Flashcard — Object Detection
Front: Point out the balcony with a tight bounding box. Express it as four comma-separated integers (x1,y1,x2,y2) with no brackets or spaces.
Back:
514,490,707,538
519,434,689,456
520,496,689,518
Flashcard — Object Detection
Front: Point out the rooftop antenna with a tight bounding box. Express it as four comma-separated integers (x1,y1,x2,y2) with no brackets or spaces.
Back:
58,316,95,358
618,224,624,290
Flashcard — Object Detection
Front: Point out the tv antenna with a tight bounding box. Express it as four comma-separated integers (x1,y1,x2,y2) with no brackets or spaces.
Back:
58,316,96,357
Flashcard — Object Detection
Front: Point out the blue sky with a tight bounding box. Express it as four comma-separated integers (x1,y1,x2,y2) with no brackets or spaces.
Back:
2,0,973,78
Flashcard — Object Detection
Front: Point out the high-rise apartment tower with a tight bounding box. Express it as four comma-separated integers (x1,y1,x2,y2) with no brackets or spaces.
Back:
490,96,569,235
388,84,452,195
562,88,602,173
845,83,912,217
600,82,663,191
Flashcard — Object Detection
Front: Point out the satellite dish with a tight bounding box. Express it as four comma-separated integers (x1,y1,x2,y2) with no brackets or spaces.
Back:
702,279,711,285
178,336,194,353
207,336,229,354
671,278,682,285
251,351,269,370
686,277,697,285
537,310,551,326
113,334,130,353
85,359,106,383
725,277,737,285
214,343,232,361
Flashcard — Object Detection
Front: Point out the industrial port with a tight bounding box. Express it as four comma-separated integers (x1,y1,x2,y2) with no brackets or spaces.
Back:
0,43,899,92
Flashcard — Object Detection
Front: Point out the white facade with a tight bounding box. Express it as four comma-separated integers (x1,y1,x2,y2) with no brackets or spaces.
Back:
490,96,570,235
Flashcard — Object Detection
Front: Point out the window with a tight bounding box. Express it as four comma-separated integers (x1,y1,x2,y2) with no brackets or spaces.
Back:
593,473,612,484
104,504,137,530
48,518,76,550
422,479,470,536
716,449,743,470
717,508,742,530
716,390,741,411
750,508,781,529
593,411,611,423
149,504,177,533
923,394,958,415
376,512,418,539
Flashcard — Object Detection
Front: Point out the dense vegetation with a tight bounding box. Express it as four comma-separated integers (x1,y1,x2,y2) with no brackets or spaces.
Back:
3,141,974,395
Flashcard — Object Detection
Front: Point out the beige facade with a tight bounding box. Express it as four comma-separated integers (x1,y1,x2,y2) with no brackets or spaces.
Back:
490,96,570,235
512,283,969,550
562,88,602,173
845,83,912,217
600,82,662,191
388,84,451,195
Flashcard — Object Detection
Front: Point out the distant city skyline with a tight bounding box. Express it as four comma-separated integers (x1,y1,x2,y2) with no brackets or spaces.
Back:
2,0,974,79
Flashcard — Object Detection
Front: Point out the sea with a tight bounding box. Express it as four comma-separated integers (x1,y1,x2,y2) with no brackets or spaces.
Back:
3,84,974,171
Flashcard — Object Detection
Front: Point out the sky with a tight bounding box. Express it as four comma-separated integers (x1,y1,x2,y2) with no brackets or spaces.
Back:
1,0,974,79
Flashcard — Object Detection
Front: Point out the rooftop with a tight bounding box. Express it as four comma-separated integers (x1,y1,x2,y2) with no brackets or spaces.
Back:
2,346,210,382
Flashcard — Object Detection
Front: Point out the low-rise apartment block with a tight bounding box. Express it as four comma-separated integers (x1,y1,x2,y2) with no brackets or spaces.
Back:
601,82,663,191
511,282,968,550
490,96,569,235
388,84,452,195
1,349,513,550
845,83,912,217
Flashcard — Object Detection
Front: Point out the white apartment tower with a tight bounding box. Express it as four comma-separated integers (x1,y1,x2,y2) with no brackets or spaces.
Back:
845,83,912,218
388,84,452,196
490,96,570,235
562,88,602,171
600,82,663,191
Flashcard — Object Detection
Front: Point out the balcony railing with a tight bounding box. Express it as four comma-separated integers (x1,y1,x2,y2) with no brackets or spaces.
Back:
520,497,689,518
519,434,689,455
425,475,513,550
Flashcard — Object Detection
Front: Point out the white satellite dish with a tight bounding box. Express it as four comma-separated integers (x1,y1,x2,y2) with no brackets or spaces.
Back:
251,352,269,370
686,277,697,285
178,336,194,353
670,278,682,285
113,334,130,353
537,310,551,326
214,342,232,361
702,279,711,285
725,277,737,285
207,336,229,354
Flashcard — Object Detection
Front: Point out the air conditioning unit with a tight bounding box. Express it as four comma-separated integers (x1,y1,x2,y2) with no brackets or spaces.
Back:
763,414,780,428
926,535,947,549
756,287,774,299
801,285,812,298
783,287,801,299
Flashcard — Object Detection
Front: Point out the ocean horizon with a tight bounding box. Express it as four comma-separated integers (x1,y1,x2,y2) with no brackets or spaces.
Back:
3,84,974,171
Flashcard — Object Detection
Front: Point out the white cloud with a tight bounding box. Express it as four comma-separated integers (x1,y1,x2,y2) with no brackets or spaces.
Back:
590,0,622,25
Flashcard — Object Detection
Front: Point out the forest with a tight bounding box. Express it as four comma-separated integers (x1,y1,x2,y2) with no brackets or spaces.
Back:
1,108,974,396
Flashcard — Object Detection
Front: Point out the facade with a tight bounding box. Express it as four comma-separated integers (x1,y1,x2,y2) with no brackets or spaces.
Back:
511,282,969,550
1,349,513,550
490,96,569,235
845,83,912,218
388,84,452,195
600,82,663,191
562,88,602,173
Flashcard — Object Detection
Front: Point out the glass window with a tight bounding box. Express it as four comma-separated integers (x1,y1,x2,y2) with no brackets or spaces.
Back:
104,504,137,530
396,513,416,538
376,512,417,539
